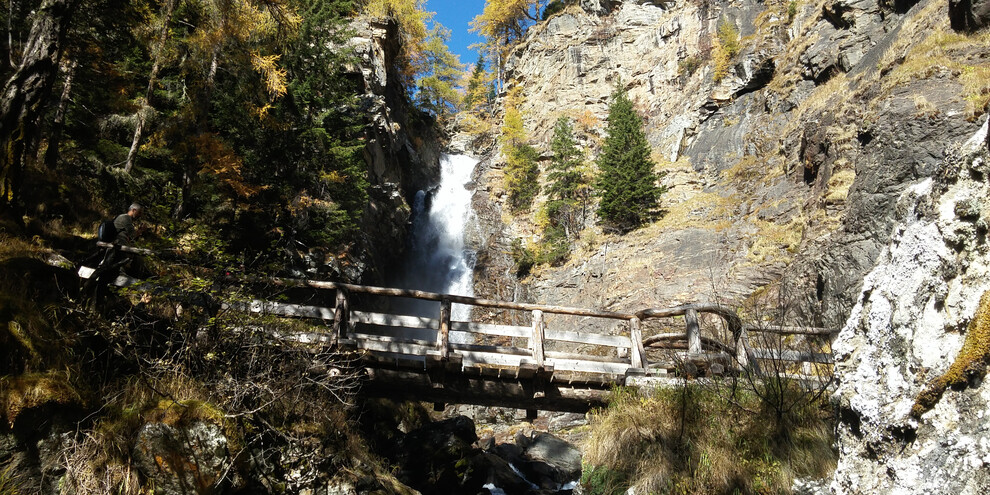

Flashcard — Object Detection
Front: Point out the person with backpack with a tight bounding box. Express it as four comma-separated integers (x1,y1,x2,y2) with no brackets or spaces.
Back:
86,203,144,304
96,203,143,245
113,203,142,244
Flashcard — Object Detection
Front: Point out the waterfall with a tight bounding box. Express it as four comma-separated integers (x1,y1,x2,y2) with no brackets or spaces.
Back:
394,154,479,320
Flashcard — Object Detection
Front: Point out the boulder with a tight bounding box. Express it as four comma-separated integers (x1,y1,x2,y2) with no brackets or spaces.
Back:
132,421,229,495
518,432,582,483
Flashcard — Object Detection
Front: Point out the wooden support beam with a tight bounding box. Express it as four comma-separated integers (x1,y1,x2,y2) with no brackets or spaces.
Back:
333,289,349,341
629,317,646,368
360,368,609,413
686,309,702,355
736,327,750,369
531,310,546,368
438,298,451,361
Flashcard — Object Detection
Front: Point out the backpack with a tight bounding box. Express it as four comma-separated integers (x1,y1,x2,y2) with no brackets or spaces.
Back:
97,219,117,243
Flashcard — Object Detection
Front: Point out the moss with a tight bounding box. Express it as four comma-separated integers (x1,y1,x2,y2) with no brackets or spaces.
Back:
912,290,990,418
0,372,84,427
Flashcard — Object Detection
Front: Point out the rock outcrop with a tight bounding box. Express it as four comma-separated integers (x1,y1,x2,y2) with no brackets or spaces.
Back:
470,0,983,331
343,18,442,284
950,0,990,30
831,118,990,494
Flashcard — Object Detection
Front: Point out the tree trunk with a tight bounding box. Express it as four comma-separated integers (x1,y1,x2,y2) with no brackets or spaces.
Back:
43,56,75,169
123,0,177,174
0,0,77,207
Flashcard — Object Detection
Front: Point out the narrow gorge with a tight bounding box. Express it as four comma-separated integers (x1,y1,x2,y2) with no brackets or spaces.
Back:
1,0,989,493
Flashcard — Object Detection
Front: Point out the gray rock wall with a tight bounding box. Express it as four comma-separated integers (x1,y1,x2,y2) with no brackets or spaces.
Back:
347,18,441,284
831,119,990,494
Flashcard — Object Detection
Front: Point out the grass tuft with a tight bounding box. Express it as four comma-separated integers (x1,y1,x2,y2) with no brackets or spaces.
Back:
582,384,835,494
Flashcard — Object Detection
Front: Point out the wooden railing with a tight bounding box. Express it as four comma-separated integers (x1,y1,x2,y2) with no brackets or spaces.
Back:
231,277,837,382
79,249,837,388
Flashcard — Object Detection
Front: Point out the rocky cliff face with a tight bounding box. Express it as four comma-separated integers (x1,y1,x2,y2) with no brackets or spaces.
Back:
467,1,989,490
831,120,990,494
470,0,984,324
347,19,441,284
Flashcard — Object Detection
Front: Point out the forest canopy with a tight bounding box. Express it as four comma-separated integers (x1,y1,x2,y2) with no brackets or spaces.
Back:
0,0,459,268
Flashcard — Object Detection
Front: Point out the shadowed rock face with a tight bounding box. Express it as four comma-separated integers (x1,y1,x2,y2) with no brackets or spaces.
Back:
950,0,990,31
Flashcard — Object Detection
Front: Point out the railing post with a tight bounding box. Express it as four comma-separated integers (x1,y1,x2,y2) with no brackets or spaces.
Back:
686,309,701,355
629,317,646,369
332,289,349,342
530,310,545,368
735,327,750,369
438,298,451,360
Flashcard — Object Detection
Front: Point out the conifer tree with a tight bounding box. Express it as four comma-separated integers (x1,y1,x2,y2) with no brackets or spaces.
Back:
546,116,587,236
505,143,539,211
547,116,584,202
595,85,662,232
463,56,489,112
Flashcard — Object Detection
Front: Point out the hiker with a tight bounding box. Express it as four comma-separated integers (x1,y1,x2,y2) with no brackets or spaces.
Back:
85,204,144,303
112,203,143,245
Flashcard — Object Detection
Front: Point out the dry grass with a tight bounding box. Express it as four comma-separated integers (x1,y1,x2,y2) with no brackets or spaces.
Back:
747,216,805,265
582,385,835,494
825,167,856,204
0,233,48,262
58,374,225,494
651,191,738,233
878,4,990,119
0,372,83,427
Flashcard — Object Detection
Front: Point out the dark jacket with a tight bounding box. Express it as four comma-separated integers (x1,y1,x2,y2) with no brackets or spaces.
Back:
113,213,135,244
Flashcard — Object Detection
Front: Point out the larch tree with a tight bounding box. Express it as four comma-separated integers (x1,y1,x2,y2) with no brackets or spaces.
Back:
501,88,538,211
414,24,464,119
462,55,491,113
595,85,663,233
469,0,543,91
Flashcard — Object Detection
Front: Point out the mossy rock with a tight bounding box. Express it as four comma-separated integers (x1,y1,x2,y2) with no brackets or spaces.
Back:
912,290,990,418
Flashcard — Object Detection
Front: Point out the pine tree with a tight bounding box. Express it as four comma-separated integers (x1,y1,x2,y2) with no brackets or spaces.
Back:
595,85,662,232
547,116,584,202
545,116,588,236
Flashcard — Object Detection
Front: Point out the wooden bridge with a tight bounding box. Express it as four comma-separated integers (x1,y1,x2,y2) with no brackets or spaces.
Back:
81,243,836,416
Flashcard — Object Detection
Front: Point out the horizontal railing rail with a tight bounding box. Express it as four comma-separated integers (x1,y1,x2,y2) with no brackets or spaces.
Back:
79,252,837,383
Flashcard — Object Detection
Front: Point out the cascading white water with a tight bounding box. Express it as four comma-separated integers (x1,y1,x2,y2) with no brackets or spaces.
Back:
394,154,478,320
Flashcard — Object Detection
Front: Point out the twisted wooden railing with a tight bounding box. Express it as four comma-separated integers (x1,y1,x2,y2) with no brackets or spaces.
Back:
79,249,836,412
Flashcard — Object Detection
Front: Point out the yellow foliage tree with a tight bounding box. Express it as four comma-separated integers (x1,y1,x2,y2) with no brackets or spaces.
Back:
364,0,433,81
470,0,543,90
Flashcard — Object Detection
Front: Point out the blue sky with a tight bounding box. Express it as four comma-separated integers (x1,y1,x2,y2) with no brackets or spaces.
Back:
426,0,488,71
